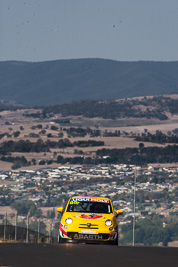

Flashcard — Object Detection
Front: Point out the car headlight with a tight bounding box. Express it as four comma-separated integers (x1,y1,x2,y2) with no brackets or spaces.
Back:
65,218,73,224
105,220,112,226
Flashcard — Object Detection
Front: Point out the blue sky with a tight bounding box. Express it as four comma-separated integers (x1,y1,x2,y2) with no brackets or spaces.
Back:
1,0,178,62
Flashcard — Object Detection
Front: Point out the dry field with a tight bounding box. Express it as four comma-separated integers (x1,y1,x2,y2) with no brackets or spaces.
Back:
0,107,178,170
0,206,16,216
0,205,59,219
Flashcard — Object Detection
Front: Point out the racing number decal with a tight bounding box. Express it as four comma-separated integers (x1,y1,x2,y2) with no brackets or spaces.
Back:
70,201,79,205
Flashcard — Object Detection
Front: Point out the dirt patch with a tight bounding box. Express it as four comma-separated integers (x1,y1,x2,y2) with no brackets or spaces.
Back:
40,207,59,218
0,206,16,216
168,241,178,247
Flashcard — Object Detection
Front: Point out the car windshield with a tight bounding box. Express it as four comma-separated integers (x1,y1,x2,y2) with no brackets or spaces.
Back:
66,199,112,214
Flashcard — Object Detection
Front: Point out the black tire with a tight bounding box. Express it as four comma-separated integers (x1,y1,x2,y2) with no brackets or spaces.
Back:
58,234,61,243
114,238,118,246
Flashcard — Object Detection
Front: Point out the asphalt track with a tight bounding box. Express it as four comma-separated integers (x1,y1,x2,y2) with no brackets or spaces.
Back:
0,243,177,267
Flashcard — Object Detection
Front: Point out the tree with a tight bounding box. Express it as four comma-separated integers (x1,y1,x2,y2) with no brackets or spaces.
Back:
57,155,64,163
12,201,41,217
31,158,36,165
51,125,58,131
13,131,20,138
39,160,45,165
139,143,144,149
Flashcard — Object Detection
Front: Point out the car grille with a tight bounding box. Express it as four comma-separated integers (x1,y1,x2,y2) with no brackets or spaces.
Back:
79,223,99,229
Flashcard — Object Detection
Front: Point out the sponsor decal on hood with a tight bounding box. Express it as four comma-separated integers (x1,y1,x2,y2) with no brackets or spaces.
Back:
76,213,103,219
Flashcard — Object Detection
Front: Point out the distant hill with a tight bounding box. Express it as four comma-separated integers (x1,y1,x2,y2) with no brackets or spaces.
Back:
0,58,178,106
41,96,178,121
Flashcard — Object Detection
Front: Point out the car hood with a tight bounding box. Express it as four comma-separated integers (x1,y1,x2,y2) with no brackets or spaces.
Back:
62,212,115,224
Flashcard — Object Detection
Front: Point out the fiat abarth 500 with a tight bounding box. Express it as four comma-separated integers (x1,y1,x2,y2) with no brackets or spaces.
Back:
57,196,124,245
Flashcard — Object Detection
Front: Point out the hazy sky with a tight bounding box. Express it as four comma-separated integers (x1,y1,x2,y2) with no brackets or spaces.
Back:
1,0,178,62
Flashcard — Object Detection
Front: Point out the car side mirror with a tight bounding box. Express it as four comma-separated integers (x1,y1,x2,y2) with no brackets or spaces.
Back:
116,210,124,217
57,207,64,213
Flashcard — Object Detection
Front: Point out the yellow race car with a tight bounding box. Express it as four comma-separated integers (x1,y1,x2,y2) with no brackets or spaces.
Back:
57,196,123,245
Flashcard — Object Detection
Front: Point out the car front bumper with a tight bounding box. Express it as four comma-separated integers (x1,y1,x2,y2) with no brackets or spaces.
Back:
59,231,118,244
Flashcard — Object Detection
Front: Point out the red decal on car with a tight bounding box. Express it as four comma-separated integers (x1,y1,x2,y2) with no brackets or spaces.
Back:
78,214,103,219
90,198,109,203
60,222,67,236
